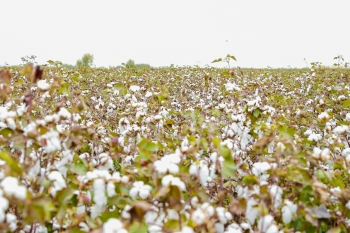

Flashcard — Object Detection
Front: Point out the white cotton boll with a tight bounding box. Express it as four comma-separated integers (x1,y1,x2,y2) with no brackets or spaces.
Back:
318,112,329,120
282,200,297,224
225,83,241,91
58,107,71,119
304,129,313,136
39,130,62,153
215,223,225,233
37,80,50,90
265,224,279,233
321,148,331,161
0,195,9,214
225,223,243,233
258,215,274,232
246,198,258,225
308,133,322,142
79,222,90,232
129,181,152,199
161,175,186,191
342,148,350,157
48,171,67,196
201,202,215,217
189,163,198,175
1,177,27,200
346,113,350,121
6,213,17,231
167,209,179,220
218,103,226,109
269,185,283,209
252,162,271,177
6,118,16,130
145,91,153,98
107,181,116,197
333,125,349,134
312,147,322,159
191,209,206,225
103,218,124,233
129,85,140,92
177,226,194,233
199,164,209,186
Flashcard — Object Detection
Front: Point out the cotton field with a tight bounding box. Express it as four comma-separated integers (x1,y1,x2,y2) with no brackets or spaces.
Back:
0,64,350,232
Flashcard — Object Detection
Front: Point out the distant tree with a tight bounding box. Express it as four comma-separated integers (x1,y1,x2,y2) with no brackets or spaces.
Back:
125,59,136,68
123,59,150,69
76,54,94,67
135,63,151,69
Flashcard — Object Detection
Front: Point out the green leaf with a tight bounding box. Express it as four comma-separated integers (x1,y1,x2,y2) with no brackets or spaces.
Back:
211,58,223,63
0,151,23,176
226,54,237,61
219,145,236,179
115,83,128,96
327,227,341,233
342,99,350,108
138,138,157,152
47,60,54,65
253,108,262,118
129,222,148,233
212,137,221,148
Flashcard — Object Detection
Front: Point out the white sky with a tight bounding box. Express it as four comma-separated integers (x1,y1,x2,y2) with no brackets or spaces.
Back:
1,0,349,68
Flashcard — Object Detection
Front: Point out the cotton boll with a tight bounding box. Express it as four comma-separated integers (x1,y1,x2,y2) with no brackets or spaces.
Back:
269,185,283,208
6,118,16,130
312,147,322,159
318,112,329,120
129,181,152,199
246,198,258,225
321,148,331,161
1,177,27,200
37,80,50,90
191,208,206,225
129,85,140,92
103,218,126,233
258,215,274,232
58,107,71,119
107,181,116,197
48,171,67,196
282,200,297,224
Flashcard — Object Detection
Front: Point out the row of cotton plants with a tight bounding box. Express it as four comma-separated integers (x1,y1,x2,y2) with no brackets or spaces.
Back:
0,63,350,232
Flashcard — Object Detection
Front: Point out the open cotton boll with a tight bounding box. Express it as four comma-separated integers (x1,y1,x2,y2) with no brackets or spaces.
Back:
0,195,9,222
39,129,62,153
282,200,297,224
1,177,27,200
269,185,283,208
333,125,349,134
258,215,276,233
252,162,271,177
318,112,329,120
58,107,72,119
103,218,127,233
37,80,50,90
161,175,186,191
129,85,140,92
48,171,67,196
129,181,152,199
246,198,258,225
191,208,206,225
174,226,194,233
6,118,16,130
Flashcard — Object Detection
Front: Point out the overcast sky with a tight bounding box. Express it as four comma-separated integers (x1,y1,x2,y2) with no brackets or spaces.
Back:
1,0,349,68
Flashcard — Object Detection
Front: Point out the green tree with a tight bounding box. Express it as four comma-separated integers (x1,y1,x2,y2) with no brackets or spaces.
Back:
123,59,151,69
76,54,94,67
125,59,136,68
